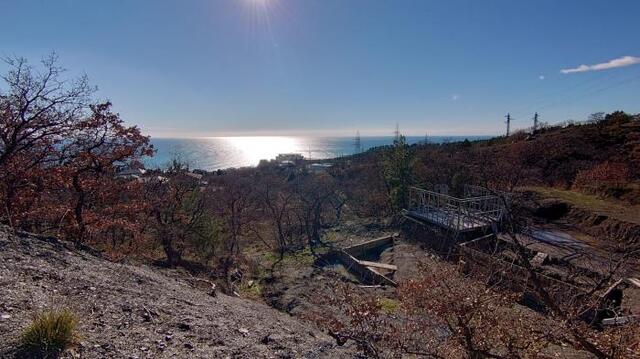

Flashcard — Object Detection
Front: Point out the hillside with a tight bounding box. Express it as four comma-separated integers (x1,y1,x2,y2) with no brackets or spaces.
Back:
0,226,352,358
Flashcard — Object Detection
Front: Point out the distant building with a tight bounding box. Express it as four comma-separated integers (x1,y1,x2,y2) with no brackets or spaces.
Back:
184,171,208,185
140,175,168,184
115,167,146,180
308,163,332,173
185,171,203,181
276,153,304,163
278,160,296,168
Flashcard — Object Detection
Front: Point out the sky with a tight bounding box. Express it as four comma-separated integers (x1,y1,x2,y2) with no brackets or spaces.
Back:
1,0,640,137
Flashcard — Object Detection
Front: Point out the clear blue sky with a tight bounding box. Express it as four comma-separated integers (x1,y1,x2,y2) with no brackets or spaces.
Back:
2,0,640,137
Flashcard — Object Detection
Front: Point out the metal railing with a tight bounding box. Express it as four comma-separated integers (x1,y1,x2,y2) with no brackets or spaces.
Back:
407,186,504,232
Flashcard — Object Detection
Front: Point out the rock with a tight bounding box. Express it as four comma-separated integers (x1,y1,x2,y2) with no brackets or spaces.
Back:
238,328,249,336
0,314,11,320
142,312,152,322
184,343,194,349
261,334,275,344
165,335,173,341
213,338,225,346
177,322,191,331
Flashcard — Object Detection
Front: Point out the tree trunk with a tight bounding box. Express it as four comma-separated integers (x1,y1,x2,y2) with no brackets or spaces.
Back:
72,174,86,245
162,237,182,267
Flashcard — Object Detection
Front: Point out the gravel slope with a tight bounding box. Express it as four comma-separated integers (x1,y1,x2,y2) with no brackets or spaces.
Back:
0,227,352,358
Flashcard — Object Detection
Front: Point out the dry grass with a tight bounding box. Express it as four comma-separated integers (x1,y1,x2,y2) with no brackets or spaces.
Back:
377,297,400,314
20,309,77,358
525,186,640,224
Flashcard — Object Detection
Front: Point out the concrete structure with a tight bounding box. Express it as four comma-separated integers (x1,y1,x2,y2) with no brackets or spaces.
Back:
458,233,640,324
333,234,399,287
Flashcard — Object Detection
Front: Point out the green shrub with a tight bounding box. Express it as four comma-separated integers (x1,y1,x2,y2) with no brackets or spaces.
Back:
238,280,263,299
20,309,77,358
378,297,400,314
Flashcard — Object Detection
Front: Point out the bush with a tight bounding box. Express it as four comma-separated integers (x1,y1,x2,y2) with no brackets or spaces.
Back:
378,297,400,314
573,162,630,195
20,309,77,358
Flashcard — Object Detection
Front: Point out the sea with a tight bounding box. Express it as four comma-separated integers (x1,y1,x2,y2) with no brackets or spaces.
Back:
145,136,491,171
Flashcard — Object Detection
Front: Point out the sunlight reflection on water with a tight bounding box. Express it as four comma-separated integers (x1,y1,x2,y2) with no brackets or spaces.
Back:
146,136,354,170
223,136,299,166
145,135,488,171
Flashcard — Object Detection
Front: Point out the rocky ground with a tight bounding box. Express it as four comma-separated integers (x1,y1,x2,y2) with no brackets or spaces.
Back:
0,226,355,358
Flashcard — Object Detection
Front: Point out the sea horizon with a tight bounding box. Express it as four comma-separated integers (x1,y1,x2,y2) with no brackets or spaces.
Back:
145,135,492,171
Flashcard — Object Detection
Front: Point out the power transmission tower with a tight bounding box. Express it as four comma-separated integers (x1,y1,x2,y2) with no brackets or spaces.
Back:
505,113,511,137
394,123,400,141
533,112,539,133
354,130,362,154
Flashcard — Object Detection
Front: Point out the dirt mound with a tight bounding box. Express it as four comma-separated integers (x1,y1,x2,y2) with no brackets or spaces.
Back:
0,227,352,358
525,188,640,246
565,207,640,246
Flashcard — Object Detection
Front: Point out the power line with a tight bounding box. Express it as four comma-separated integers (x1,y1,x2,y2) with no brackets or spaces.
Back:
511,72,640,120
505,68,640,129
354,130,361,154
505,113,511,136
532,71,640,115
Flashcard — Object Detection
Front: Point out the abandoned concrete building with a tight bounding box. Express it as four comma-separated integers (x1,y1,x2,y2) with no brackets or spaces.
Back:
328,183,638,327
459,232,640,325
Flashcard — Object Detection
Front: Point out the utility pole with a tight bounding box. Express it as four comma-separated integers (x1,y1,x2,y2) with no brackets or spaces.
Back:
354,130,362,154
533,112,539,133
505,113,511,137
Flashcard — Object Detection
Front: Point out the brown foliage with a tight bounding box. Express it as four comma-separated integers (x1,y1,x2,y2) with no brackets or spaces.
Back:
573,162,630,194
0,55,152,248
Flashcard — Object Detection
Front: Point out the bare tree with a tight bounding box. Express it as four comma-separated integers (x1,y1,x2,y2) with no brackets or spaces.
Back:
292,173,340,255
213,170,256,256
146,165,216,266
0,53,93,168
257,173,296,261
496,192,640,359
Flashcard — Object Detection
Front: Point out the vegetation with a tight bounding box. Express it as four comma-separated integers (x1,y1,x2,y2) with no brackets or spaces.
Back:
20,309,77,358
0,54,152,247
382,133,413,210
317,217,640,358
2,56,639,358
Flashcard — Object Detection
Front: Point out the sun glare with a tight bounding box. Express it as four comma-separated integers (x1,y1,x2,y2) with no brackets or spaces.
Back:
222,136,298,165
